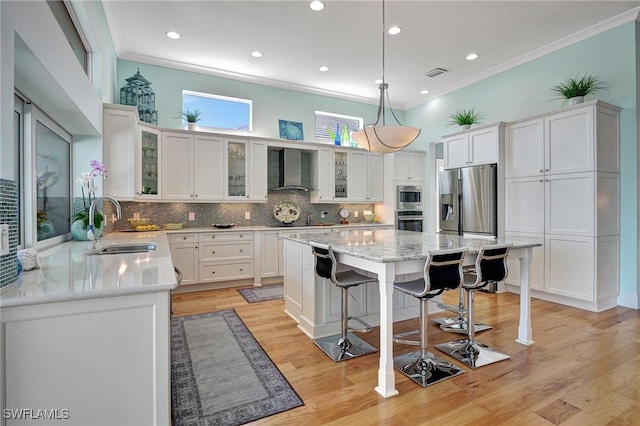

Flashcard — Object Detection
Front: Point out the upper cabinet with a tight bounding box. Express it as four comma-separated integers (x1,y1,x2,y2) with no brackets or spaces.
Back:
225,138,250,200
443,123,504,169
505,102,620,179
393,151,425,181
103,105,138,201
138,126,162,200
249,140,268,201
311,147,383,203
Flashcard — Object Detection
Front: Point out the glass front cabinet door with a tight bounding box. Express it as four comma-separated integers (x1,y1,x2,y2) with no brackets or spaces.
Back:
334,150,348,199
138,126,161,200
225,138,249,199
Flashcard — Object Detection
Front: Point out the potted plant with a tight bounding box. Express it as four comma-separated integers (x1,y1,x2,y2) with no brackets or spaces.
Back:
550,73,608,106
177,108,203,130
447,109,484,129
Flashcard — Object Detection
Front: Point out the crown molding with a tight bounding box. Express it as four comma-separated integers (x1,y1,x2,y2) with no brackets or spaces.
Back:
404,6,640,110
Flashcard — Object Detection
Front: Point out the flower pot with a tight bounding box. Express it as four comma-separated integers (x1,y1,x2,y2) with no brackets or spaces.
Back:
188,122,197,131
568,96,584,106
461,124,471,130
71,219,103,241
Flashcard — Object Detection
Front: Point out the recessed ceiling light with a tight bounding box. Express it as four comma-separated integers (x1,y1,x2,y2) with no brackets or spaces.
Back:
310,1,324,11
388,26,402,35
166,31,180,40
318,66,329,72
374,78,383,84
251,51,263,58
420,90,429,95
466,53,479,61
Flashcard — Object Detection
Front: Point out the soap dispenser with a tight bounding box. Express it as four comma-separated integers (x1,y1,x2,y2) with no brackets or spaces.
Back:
306,214,313,226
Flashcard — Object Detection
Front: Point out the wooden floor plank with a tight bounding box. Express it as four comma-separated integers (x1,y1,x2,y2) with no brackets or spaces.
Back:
171,286,640,425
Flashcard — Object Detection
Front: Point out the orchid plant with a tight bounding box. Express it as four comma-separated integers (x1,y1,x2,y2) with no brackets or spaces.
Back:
75,160,108,228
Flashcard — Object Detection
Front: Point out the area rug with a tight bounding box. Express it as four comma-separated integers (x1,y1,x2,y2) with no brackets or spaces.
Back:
171,309,303,426
237,284,284,303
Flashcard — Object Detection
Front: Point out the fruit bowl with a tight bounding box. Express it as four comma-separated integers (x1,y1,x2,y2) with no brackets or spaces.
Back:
127,218,149,228
364,214,376,222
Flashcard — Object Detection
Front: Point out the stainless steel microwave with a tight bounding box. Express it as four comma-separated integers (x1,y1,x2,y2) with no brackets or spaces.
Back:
397,185,423,210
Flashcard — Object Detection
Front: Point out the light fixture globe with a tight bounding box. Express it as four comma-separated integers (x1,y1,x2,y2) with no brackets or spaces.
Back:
352,125,420,154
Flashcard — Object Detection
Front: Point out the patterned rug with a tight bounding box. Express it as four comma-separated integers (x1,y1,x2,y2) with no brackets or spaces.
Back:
171,309,303,426
237,284,284,303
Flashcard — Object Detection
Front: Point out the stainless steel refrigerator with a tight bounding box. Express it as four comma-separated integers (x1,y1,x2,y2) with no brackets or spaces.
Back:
438,164,497,237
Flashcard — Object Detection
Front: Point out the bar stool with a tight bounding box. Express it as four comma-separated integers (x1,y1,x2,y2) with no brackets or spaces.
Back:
310,242,378,362
393,247,468,387
435,243,513,368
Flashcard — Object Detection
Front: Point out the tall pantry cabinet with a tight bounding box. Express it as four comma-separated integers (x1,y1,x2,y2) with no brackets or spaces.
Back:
503,101,620,312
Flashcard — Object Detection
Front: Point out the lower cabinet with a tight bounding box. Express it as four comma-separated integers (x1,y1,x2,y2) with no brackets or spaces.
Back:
169,231,255,288
504,231,619,311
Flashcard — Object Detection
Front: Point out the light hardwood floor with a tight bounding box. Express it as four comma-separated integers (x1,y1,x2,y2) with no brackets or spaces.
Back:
172,286,640,425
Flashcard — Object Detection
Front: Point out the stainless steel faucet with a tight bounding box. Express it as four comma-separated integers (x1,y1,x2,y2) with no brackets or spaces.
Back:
87,196,122,248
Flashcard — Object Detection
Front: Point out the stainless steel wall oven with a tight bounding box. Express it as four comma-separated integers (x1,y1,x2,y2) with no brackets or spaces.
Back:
396,210,423,232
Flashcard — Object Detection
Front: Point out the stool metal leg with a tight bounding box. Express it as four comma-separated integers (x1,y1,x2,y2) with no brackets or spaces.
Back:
433,288,492,334
394,299,464,387
314,286,377,362
435,289,510,368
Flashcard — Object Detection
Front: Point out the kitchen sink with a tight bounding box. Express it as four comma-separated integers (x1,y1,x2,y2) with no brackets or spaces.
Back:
86,242,157,255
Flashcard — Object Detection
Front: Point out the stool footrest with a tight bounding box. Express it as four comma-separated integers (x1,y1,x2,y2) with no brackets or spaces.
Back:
348,316,372,334
392,329,420,346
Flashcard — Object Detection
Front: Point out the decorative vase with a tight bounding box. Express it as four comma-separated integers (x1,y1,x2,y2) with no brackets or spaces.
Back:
188,122,197,131
334,123,341,146
71,219,103,241
568,96,584,106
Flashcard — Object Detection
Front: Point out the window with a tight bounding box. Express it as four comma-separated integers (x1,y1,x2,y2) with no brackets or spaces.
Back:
14,95,24,249
315,111,363,142
47,0,90,75
182,90,252,131
23,103,73,249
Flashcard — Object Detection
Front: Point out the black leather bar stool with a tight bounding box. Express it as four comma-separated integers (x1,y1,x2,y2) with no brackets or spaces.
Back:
310,242,377,362
393,247,468,387
436,243,513,368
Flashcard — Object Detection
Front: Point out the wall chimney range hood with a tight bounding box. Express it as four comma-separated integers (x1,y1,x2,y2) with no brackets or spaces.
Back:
274,148,313,191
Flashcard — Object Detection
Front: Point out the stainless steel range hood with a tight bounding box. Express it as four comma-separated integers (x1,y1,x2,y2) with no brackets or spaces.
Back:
274,148,313,191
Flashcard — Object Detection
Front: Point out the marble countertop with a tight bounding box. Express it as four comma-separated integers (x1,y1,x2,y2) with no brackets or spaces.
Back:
279,229,542,263
164,222,393,233
0,232,177,308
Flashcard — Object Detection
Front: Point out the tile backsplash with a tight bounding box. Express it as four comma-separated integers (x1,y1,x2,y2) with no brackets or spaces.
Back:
0,179,18,287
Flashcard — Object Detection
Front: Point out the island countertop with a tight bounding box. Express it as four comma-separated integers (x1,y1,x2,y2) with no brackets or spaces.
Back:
0,231,177,308
279,229,542,262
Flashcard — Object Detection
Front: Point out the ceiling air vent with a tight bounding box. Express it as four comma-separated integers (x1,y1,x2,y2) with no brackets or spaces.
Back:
425,68,448,78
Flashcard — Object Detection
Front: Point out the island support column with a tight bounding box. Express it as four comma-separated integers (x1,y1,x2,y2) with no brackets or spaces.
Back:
372,261,399,398
516,247,535,345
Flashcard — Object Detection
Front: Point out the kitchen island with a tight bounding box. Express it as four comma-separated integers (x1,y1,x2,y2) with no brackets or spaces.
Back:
280,229,541,398
0,231,177,425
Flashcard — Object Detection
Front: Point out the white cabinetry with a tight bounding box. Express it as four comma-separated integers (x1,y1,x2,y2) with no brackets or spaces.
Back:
169,233,199,286
349,151,384,202
504,101,620,312
162,132,225,201
225,138,250,200
250,140,268,201
393,151,425,181
104,105,137,200
3,292,171,425
443,123,504,169
311,147,384,203
198,231,254,283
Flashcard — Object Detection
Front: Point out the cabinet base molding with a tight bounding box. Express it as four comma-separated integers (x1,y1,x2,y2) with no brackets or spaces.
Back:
504,284,618,313
173,278,255,294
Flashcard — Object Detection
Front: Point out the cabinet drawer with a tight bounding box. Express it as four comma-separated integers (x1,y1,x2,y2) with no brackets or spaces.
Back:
169,233,198,244
199,241,254,262
199,231,253,242
199,261,254,282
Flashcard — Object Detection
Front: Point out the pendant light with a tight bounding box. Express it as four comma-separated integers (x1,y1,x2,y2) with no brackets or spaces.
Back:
352,0,421,153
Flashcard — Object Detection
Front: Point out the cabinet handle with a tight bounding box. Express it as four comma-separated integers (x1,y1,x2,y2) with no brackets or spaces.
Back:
211,271,216,274
539,179,544,182
240,235,243,238
539,169,544,173
240,249,243,252
212,251,216,254
545,179,549,182
194,194,198,198
545,169,549,172
183,237,187,240
240,268,243,272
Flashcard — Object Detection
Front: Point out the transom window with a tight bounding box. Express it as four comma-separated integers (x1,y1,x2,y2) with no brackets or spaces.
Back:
182,90,252,131
315,111,363,142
